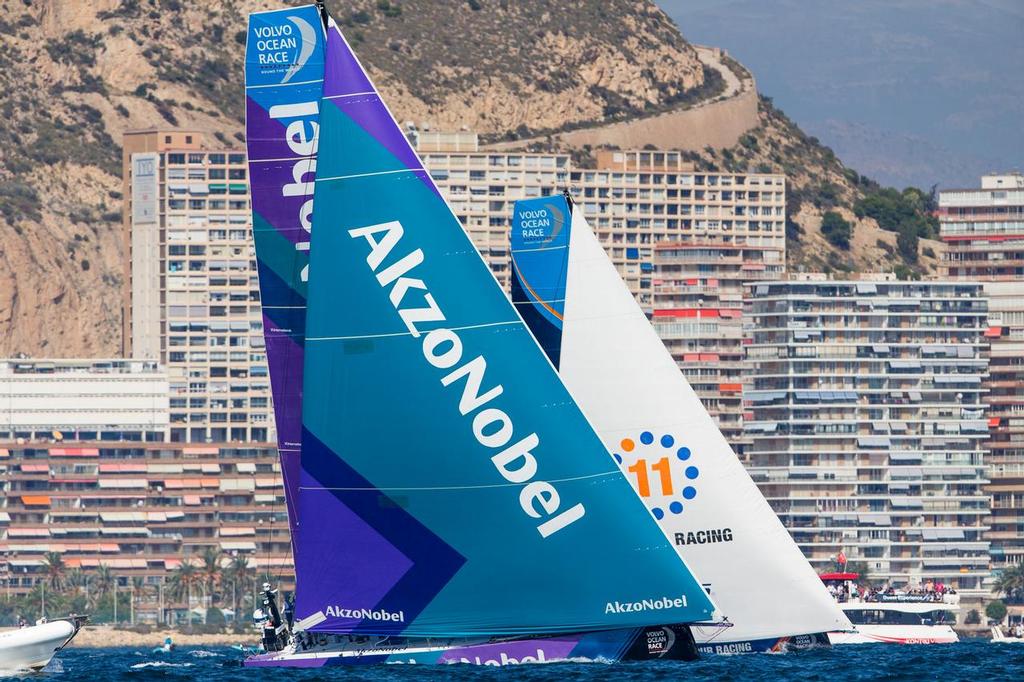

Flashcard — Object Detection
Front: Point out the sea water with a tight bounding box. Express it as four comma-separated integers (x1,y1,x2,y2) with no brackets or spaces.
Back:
8,640,1024,681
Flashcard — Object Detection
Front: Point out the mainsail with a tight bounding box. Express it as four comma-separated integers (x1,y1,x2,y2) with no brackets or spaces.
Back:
291,20,716,637
244,4,327,536
511,196,851,641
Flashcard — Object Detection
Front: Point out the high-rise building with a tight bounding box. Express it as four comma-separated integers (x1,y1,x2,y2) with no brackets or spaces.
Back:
420,140,786,442
652,241,784,450
0,360,291,609
122,130,272,444
744,276,991,596
939,173,1024,573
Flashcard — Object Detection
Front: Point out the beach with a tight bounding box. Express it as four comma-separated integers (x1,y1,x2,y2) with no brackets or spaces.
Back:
0,625,256,648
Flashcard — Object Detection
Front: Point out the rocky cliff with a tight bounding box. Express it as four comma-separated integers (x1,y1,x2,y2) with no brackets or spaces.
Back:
0,0,937,357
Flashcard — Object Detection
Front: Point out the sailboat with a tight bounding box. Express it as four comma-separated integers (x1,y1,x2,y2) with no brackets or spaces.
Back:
510,194,853,654
243,3,721,666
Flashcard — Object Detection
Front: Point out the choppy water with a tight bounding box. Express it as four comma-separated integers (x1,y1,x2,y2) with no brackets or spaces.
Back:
7,640,1024,681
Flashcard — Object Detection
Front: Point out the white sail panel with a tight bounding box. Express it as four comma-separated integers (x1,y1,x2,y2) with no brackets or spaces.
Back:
557,208,851,641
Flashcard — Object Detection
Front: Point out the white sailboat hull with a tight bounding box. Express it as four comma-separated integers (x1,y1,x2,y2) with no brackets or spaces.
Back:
827,624,958,645
0,620,80,671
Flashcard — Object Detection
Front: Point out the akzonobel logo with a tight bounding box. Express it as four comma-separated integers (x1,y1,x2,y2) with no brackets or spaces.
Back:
605,595,688,615
325,605,405,622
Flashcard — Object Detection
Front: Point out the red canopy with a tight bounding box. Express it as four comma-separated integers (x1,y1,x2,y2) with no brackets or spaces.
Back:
820,572,859,581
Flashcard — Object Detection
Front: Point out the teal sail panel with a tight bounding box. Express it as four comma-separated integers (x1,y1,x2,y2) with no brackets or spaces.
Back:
292,19,715,638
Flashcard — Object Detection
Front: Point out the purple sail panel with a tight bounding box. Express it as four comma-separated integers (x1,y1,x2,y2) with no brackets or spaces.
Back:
244,5,327,539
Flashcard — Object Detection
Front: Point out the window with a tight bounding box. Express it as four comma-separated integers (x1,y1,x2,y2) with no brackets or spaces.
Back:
167,153,185,164
165,135,172,144
185,135,193,144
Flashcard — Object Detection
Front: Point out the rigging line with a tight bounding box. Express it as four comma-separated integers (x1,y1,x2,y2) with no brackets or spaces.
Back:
300,470,621,492
306,319,522,342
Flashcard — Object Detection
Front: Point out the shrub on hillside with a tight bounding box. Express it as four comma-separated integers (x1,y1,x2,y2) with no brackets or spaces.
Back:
821,211,852,249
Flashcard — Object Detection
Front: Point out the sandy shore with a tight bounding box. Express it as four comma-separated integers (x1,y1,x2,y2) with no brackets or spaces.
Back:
72,625,255,648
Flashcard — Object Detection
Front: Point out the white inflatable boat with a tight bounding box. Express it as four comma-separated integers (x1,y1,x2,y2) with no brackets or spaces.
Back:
0,616,87,671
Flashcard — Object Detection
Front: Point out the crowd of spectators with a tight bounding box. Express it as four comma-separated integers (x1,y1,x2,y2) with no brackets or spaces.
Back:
827,579,958,604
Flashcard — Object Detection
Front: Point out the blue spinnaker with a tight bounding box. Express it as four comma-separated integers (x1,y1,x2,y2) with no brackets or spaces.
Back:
510,195,572,368
293,19,715,638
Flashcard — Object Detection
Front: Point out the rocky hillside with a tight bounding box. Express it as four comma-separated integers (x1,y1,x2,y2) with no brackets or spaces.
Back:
682,96,943,277
0,0,705,357
0,0,938,357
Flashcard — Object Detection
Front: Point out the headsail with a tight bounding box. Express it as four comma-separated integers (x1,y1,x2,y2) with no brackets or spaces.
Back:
244,4,327,536
511,196,852,641
292,20,716,637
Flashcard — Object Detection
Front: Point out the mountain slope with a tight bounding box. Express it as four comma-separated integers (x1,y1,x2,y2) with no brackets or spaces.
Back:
0,0,937,358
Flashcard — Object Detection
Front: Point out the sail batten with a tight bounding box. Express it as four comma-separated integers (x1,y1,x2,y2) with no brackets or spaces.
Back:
290,20,716,637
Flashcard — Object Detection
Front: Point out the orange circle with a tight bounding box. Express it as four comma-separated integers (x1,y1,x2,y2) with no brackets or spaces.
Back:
620,438,635,452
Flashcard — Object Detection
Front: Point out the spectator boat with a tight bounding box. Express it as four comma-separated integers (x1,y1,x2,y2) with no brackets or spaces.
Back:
0,616,87,672
991,626,1024,643
821,573,958,644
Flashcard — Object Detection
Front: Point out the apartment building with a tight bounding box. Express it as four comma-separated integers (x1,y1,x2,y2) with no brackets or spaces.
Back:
0,359,290,599
420,141,786,442
0,359,168,443
652,241,785,449
744,276,991,596
122,130,272,443
939,173,1024,572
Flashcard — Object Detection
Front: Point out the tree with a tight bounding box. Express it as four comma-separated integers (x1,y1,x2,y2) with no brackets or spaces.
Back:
199,547,224,609
41,552,66,591
224,555,254,620
965,609,982,625
994,564,1024,603
93,564,114,602
167,561,201,626
821,211,852,249
986,600,1008,623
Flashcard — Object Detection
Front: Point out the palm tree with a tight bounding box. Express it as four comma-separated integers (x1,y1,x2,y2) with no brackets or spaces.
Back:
41,552,66,591
199,546,224,611
994,564,1024,603
167,561,201,626
93,564,114,604
224,554,253,621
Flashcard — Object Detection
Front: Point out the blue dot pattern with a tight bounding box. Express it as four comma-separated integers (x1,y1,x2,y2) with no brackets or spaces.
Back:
640,431,654,445
677,447,690,461
615,432,699,516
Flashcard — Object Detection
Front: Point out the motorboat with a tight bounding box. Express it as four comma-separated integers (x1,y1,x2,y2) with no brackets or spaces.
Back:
991,626,1024,644
821,573,958,644
0,616,87,671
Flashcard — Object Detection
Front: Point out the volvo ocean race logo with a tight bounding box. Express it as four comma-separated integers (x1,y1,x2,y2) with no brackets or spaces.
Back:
251,14,316,83
515,201,565,246
613,431,733,546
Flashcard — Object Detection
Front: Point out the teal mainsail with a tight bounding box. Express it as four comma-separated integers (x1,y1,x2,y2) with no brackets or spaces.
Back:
291,19,716,637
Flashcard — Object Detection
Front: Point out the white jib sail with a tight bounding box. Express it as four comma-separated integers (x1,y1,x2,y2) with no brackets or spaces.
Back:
558,208,851,643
